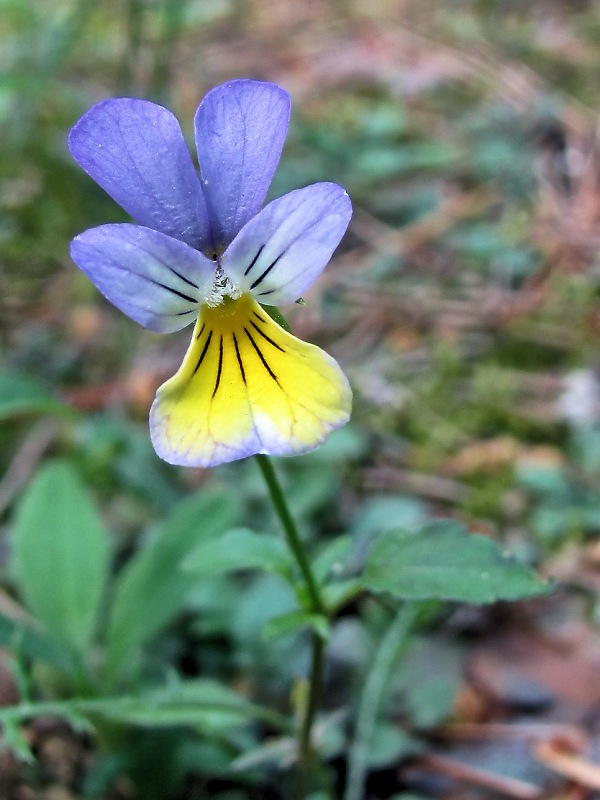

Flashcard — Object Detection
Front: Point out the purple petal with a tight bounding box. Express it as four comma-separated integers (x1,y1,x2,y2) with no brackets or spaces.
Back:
221,183,352,305
194,79,290,249
71,224,216,332
69,99,211,251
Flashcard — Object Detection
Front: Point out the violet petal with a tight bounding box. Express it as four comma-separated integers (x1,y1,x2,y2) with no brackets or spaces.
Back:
194,79,290,249
69,99,211,250
70,224,215,332
221,183,351,305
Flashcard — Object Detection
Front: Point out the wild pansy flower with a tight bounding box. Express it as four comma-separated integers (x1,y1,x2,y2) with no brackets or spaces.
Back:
69,79,352,467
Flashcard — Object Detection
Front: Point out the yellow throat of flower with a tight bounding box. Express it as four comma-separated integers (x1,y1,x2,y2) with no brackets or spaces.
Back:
149,293,352,467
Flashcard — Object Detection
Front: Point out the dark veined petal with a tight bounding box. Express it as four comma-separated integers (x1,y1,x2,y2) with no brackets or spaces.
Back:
70,224,216,332
150,294,351,467
69,99,211,251
194,79,290,250
221,183,351,305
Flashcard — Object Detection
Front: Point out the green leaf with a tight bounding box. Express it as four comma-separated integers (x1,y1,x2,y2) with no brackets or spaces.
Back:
368,723,423,768
312,536,361,613
1,718,34,762
388,794,429,800
354,141,456,181
231,736,296,771
350,496,427,539
322,579,362,613
0,372,72,420
231,712,342,772
12,460,110,652
94,684,255,735
362,521,551,603
262,611,330,642
230,574,302,680
260,304,291,332
344,605,418,800
392,637,463,727
0,614,75,675
305,425,367,463
516,463,570,498
106,489,239,681
312,536,351,584
285,463,339,519
0,680,285,740
184,528,292,579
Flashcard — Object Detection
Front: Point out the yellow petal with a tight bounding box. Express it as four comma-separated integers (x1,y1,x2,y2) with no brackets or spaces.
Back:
150,294,352,466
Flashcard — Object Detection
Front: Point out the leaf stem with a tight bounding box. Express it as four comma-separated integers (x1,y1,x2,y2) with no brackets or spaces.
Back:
343,602,419,800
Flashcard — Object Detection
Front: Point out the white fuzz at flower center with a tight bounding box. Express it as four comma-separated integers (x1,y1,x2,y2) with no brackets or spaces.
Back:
205,264,242,308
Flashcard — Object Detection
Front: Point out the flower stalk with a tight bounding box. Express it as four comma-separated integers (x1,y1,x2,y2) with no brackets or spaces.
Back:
255,455,325,617
298,632,326,797
255,454,327,797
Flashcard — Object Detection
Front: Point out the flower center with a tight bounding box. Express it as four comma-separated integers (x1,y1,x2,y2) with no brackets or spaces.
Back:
205,264,241,308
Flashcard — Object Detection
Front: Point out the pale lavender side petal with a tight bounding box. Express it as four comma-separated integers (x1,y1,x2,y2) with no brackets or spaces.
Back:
221,183,352,305
194,79,291,249
69,99,211,251
70,224,216,332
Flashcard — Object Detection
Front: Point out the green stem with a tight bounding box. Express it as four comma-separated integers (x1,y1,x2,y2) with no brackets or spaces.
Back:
255,455,327,798
255,455,325,615
343,602,419,800
296,631,325,797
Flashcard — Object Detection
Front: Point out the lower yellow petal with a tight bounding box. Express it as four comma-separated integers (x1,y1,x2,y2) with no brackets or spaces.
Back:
149,294,352,467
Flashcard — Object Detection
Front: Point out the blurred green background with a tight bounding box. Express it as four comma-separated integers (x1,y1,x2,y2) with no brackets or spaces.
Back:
3,0,600,798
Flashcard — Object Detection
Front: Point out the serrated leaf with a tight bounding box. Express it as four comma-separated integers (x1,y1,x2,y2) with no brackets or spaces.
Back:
362,521,551,603
106,489,240,681
123,679,273,732
0,702,93,739
12,460,110,652
95,688,251,735
0,373,72,420
184,528,292,579
0,680,280,741
1,718,34,762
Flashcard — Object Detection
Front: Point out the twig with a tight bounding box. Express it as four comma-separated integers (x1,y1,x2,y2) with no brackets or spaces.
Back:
363,467,469,503
436,722,586,750
534,740,600,789
417,752,543,800
0,420,58,516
